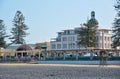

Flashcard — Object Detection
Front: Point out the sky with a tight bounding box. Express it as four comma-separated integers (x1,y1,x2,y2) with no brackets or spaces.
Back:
0,0,116,44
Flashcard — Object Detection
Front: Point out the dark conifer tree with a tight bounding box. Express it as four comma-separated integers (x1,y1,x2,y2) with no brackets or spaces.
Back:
10,11,29,44
112,0,120,48
0,19,7,48
77,11,98,48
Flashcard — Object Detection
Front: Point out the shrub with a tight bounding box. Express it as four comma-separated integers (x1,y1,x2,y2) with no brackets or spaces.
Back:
65,56,76,60
0,56,3,59
109,56,120,60
55,57,64,60
78,56,90,60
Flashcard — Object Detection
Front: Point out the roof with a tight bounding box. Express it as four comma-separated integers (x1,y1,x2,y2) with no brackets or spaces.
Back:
6,44,21,50
62,29,74,31
88,18,98,25
98,29,111,31
16,44,32,51
6,44,35,50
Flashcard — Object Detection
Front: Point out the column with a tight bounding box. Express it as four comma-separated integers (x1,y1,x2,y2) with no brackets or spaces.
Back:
4,53,6,60
46,52,49,58
76,53,79,60
21,52,23,58
38,52,41,60
54,53,56,60
90,52,93,60
27,52,29,57
63,53,66,60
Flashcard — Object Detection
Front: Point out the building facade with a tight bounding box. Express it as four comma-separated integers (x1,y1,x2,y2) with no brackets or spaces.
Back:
50,28,112,50
50,11,112,50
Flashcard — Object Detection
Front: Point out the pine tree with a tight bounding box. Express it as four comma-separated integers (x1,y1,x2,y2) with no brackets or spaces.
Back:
10,11,29,44
77,11,98,48
0,19,6,48
112,0,120,48
77,26,88,48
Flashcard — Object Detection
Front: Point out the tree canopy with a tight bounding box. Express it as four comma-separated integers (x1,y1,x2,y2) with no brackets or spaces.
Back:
77,11,98,48
0,19,7,48
10,11,29,44
112,0,120,48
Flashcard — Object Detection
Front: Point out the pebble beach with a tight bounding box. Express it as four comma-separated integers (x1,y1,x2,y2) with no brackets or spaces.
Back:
0,64,120,79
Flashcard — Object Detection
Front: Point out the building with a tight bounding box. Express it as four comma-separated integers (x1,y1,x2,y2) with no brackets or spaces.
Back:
0,44,34,57
50,11,112,50
36,42,51,50
0,44,36,57
50,29,112,50
97,29,112,49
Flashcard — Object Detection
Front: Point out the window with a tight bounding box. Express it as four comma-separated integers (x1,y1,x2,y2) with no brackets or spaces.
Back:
68,36,75,41
105,37,107,41
51,44,56,49
100,43,102,48
68,43,72,49
72,36,75,41
57,44,61,49
108,37,110,41
68,43,75,49
62,44,67,49
70,30,74,34
62,37,67,41
68,37,72,41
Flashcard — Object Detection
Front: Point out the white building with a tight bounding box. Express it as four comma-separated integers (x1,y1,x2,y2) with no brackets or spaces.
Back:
50,28,112,50
50,11,112,50
97,29,112,49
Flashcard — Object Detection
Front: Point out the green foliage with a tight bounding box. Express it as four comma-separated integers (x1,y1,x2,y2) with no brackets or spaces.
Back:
84,23,98,47
11,56,15,58
0,19,7,48
93,56,100,60
77,27,88,48
112,0,120,48
78,56,90,60
6,55,10,58
65,56,76,60
99,50,107,54
55,57,64,60
109,56,120,60
77,11,98,48
0,56,3,59
10,11,29,44
35,43,42,50
0,37,6,48
46,57,54,60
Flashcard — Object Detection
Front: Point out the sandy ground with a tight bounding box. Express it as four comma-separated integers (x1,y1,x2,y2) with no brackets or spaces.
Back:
0,64,120,79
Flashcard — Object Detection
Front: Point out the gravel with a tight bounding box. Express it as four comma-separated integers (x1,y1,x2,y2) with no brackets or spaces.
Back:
0,64,120,79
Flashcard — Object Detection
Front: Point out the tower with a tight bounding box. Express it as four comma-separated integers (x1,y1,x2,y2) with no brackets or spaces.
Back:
91,11,95,18
87,11,99,29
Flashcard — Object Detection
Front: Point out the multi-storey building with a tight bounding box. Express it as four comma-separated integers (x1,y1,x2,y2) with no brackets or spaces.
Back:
51,29,78,50
50,28,112,50
97,29,112,49
50,11,112,50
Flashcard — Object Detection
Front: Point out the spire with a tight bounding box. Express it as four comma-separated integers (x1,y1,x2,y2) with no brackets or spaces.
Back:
87,11,98,25
91,11,95,18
